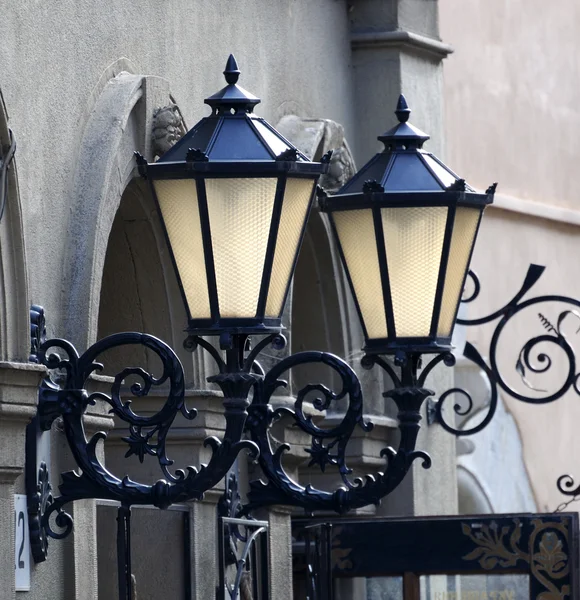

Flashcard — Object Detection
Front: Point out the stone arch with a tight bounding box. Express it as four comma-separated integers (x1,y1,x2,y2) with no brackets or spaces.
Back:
0,88,30,361
60,67,194,356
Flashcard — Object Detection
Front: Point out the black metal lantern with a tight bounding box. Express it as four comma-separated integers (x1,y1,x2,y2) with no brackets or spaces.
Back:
136,55,328,337
320,95,496,355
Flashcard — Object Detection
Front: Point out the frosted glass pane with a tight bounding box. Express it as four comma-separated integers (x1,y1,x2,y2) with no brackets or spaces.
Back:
154,179,211,319
382,207,448,337
265,179,314,317
206,178,277,318
437,207,481,336
333,210,388,339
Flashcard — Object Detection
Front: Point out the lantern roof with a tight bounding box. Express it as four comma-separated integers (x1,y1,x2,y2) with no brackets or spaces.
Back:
155,55,311,164
336,95,476,196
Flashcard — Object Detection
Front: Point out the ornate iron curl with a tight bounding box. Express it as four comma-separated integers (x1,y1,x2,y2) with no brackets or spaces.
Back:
430,263,580,506
31,331,275,553
244,350,442,514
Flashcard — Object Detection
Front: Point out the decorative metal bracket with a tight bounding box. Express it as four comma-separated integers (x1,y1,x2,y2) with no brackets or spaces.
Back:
243,347,443,514
427,263,580,437
27,330,261,562
27,326,453,566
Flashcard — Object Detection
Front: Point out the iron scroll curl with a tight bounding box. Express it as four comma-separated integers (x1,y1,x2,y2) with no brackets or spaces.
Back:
35,331,258,542
429,264,580,437
244,349,439,514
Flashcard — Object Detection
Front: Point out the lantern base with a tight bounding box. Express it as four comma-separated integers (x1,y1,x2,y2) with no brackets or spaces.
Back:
185,317,284,337
363,336,453,356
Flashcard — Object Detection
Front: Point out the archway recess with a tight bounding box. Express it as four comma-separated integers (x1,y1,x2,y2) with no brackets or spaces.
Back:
0,87,29,361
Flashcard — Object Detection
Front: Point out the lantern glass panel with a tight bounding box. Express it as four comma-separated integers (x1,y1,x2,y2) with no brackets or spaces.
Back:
332,209,388,339
206,177,278,318
437,207,482,336
265,179,315,317
381,206,448,337
153,179,211,319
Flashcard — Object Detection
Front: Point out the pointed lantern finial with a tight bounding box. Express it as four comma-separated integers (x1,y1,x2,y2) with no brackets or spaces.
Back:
205,54,260,113
395,94,411,123
224,54,241,85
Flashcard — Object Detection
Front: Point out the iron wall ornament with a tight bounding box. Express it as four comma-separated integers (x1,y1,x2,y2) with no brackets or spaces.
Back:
427,263,580,437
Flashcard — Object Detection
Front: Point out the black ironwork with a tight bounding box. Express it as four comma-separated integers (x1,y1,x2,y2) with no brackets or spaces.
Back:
0,128,15,223
243,346,447,514
29,304,46,363
294,513,579,600
218,472,269,600
30,331,260,569
428,263,580,437
30,328,452,555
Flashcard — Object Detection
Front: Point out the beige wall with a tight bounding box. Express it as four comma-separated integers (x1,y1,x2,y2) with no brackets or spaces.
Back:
441,0,580,513
440,0,580,210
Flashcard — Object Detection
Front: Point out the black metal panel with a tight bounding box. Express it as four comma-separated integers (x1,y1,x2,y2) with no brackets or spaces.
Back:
294,513,579,600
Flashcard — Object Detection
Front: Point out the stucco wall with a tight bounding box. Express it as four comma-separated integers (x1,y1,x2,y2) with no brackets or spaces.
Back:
440,0,580,210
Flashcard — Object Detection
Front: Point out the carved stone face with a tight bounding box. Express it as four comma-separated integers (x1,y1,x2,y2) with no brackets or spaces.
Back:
319,146,356,193
152,105,184,157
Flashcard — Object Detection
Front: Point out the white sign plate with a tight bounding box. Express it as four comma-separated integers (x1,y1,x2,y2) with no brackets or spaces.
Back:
14,494,30,591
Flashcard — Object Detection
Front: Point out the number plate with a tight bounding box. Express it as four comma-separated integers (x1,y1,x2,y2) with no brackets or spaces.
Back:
14,495,30,591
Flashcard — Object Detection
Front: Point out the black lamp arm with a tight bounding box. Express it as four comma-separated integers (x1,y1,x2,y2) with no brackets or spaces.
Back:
243,349,444,514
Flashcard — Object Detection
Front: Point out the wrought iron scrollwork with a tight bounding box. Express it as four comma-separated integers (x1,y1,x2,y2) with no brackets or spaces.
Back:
428,263,580,439
244,349,444,514
218,471,269,600
31,331,261,553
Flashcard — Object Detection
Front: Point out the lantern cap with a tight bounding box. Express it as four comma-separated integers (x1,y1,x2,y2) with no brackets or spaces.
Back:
204,54,261,114
334,94,479,196
152,55,321,165
378,94,430,150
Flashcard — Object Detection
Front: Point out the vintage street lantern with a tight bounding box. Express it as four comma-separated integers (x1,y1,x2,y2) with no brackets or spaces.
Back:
320,95,496,356
136,55,327,338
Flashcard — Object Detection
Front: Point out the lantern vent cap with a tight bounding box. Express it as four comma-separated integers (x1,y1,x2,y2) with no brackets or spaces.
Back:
378,95,430,150
204,54,261,114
